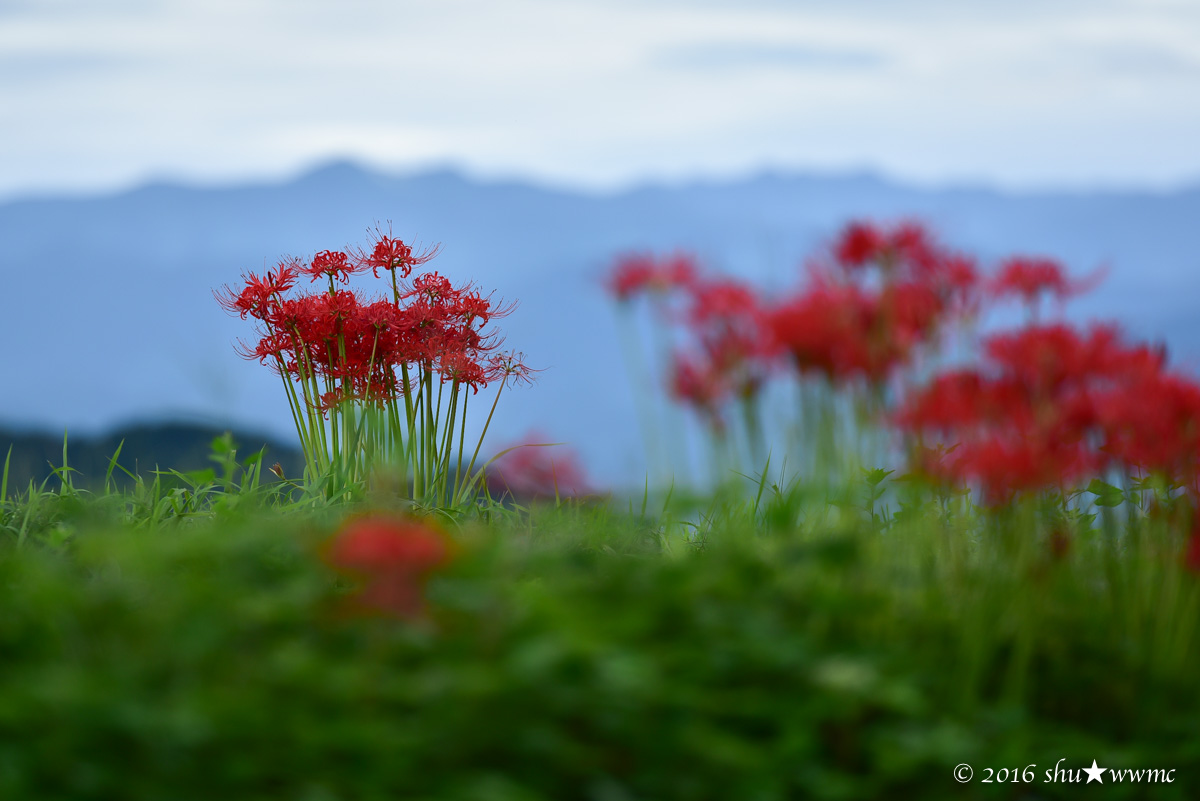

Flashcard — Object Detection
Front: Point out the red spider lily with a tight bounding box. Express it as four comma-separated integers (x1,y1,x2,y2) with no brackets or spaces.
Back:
988,256,1105,307
984,324,1164,397
606,252,697,302
302,249,361,284
770,283,912,384
354,226,441,279
834,221,885,267
896,371,1030,432
325,514,454,618
214,260,299,320
828,220,970,290
219,226,529,503
898,320,1200,501
772,221,979,386
685,277,777,400
1186,529,1200,574
669,353,728,428
242,272,511,414
1090,371,1200,481
439,350,489,393
488,351,537,387
930,435,1096,506
487,431,591,499
883,281,946,351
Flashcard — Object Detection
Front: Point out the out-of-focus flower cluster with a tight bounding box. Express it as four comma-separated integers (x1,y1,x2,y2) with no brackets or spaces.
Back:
607,219,1200,532
487,430,592,501
325,514,454,618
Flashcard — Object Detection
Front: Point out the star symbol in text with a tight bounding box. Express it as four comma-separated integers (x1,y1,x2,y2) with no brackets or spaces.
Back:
1083,759,1106,784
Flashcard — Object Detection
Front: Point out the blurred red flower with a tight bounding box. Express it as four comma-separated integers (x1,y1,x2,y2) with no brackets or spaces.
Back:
606,252,697,302
326,515,454,618
989,256,1105,308
897,320,1200,502
669,353,728,429
833,221,885,267
488,431,592,500
1186,531,1200,574
771,220,979,386
770,283,912,384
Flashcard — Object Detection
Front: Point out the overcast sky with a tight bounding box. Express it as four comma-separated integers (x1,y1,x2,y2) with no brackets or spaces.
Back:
3,0,1200,198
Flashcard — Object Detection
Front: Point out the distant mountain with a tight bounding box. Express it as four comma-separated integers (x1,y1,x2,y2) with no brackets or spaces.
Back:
2,161,1198,485
0,423,304,492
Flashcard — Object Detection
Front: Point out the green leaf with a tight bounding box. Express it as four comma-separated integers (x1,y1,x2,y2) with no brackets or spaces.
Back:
1086,478,1120,496
1086,478,1124,506
182,468,217,487
862,468,894,488
1,444,11,503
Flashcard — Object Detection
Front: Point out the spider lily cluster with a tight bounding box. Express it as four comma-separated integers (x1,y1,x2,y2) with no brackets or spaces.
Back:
609,220,1200,539
217,228,532,504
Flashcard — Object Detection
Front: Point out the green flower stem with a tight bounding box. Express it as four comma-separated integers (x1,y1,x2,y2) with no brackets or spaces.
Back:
457,375,508,506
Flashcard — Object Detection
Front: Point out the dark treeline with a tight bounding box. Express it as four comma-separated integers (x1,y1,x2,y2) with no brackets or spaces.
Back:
0,423,305,492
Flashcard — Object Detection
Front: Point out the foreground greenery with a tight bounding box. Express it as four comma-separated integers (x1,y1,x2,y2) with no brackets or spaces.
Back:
1,442,1198,799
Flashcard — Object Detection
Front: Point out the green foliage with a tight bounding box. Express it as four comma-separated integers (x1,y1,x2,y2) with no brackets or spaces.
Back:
0,479,1198,799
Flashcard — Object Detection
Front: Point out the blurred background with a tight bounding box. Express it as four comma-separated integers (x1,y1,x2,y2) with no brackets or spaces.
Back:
2,0,1199,488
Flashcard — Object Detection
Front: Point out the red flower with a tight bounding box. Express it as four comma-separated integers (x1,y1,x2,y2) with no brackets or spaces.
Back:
895,371,1028,432
898,320,1200,500
833,221,884,267
303,250,360,284
774,220,978,387
669,353,728,427
1092,370,1200,480
770,283,909,384
489,351,538,387
934,436,1094,506
828,220,960,287
1186,531,1200,574
214,260,299,320
883,281,945,349
357,230,440,279
606,252,697,302
685,277,776,399
326,515,454,618
988,257,1103,307
487,431,592,499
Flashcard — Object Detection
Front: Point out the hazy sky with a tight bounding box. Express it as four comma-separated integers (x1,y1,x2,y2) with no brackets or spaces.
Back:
4,0,1200,198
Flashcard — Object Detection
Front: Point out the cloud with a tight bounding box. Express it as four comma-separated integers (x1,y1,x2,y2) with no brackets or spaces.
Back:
0,52,133,81
1,0,1199,197
654,41,887,72
1090,42,1200,75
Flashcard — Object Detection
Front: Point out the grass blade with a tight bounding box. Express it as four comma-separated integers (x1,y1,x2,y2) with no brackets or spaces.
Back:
105,439,126,492
1,444,11,503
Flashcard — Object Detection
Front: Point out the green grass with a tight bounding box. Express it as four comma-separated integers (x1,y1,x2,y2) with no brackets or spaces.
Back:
0,438,1198,799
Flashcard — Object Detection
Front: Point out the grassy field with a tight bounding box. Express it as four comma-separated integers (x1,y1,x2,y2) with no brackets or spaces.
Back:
1,440,1198,800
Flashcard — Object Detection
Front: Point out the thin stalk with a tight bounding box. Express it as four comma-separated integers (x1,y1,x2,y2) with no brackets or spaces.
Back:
457,376,508,505
438,380,461,502
278,360,317,478
400,362,418,493
453,389,471,502
423,366,437,501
